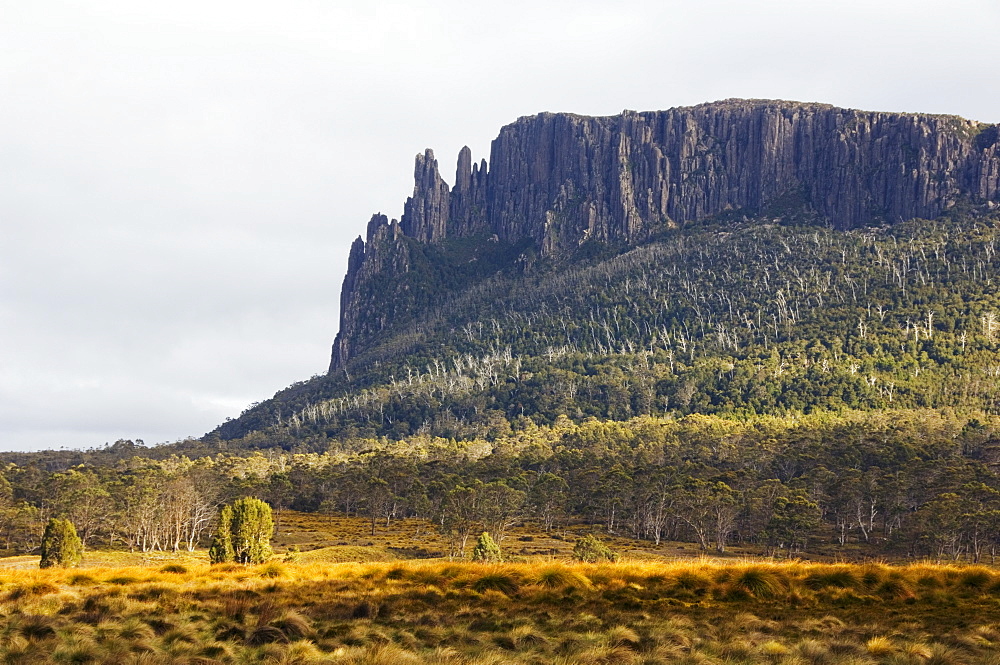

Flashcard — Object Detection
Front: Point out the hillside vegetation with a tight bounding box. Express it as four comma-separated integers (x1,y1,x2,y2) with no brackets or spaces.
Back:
223,209,1000,444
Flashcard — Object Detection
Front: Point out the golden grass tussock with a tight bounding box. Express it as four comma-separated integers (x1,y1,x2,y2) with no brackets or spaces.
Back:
865,635,897,656
761,639,790,659
278,639,329,664
732,564,786,598
532,564,593,591
495,623,550,651
603,625,641,650
795,638,833,665
469,568,522,596
903,642,935,660
294,546,397,565
804,566,861,591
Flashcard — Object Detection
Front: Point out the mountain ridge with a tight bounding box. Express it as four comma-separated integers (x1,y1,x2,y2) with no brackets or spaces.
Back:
331,99,1000,373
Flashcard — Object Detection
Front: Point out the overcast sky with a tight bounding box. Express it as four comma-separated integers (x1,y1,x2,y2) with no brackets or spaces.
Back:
1,1,998,452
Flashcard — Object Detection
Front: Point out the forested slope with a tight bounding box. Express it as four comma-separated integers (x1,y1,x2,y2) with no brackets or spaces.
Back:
218,206,1000,448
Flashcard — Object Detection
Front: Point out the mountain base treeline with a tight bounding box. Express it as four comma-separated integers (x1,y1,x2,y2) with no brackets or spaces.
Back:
3,408,1000,563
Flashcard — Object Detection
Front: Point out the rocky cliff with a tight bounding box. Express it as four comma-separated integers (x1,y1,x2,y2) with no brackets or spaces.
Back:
330,99,1000,372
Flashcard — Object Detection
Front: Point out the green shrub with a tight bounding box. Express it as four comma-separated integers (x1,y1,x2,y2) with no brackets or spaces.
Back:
210,498,274,564
471,532,502,563
39,518,82,569
572,534,619,563
209,504,235,564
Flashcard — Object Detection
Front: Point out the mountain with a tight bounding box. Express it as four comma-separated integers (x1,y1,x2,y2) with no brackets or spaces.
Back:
213,99,1000,449
5,99,1000,564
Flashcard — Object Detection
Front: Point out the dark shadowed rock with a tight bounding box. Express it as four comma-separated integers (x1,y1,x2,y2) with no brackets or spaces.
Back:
449,146,488,237
485,101,999,250
400,149,450,242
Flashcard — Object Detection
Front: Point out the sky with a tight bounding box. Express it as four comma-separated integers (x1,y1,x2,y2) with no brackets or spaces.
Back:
1,0,998,452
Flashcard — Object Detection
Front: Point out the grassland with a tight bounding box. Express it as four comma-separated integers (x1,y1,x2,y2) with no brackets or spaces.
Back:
270,512,758,564
3,512,1000,663
3,557,1000,664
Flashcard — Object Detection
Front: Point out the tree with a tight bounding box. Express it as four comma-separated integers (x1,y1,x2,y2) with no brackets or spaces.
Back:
674,478,739,553
764,493,821,556
112,468,166,552
209,498,273,564
362,476,395,536
912,493,965,562
49,468,112,549
471,531,502,562
3,502,43,553
438,486,479,558
39,518,82,568
478,481,525,546
266,472,295,532
529,472,568,532
161,474,215,553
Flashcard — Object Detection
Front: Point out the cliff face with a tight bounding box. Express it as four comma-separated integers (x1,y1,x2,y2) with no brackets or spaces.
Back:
330,99,1000,372
487,102,999,247
330,214,410,370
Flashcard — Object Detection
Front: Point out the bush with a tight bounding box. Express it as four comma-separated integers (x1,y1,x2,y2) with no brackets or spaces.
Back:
471,532,502,562
39,518,83,568
572,534,619,563
210,497,274,564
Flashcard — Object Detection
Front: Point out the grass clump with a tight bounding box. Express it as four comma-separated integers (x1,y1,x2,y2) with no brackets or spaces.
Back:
106,575,141,586
733,566,784,598
533,564,592,590
865,635,896,656
66,573,98,586
471,569,521,596
804,567,859,590
672,570,712,596
760,639,789,660
257,562,287,579
958,567,993,591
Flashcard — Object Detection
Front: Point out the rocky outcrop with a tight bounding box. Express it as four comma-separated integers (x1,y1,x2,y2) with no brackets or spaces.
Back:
330,214,410,370
400,149,450,243
449,146,489,237
330,100,1000,372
